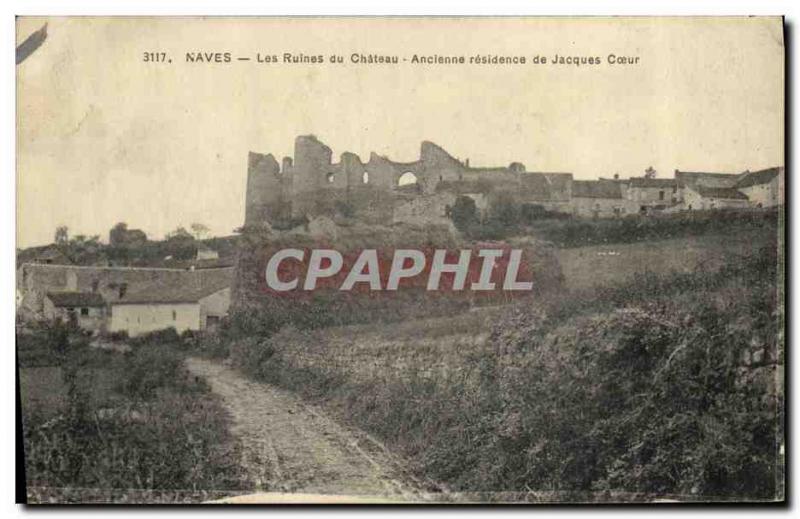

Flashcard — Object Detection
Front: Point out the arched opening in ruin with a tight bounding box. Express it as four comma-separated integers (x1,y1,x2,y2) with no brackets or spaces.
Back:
326,172,335,183
398,172,418,186
362,171,369,184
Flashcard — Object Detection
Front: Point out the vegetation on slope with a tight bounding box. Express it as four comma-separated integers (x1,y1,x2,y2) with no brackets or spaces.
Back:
451,198,780,249
19,325,245,503
212,235,782,501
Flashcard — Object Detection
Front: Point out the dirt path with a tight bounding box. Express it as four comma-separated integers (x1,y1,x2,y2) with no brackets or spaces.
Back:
185,357,430,503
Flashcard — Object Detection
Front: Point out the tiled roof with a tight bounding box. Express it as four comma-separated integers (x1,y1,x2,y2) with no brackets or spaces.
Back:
628,177,679,188
519,172,573,201
47,291,105,307
112,268,233,305
572,180,623,199
674,171,740,189
736,167,782,188
694,186,749,200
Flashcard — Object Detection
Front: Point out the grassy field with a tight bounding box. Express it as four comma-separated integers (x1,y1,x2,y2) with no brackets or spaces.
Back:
19,366,118,422
556,228,773,290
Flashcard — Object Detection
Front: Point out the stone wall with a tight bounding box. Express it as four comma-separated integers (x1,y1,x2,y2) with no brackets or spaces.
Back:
245,152,290,225
243,135,533,227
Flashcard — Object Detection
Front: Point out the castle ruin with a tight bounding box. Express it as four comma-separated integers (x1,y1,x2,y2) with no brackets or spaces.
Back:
244,135,573,227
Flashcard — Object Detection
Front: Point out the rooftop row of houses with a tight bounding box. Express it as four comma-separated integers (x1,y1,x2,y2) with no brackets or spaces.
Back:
17,263,234,337
441,166,782,222
510,166,784,219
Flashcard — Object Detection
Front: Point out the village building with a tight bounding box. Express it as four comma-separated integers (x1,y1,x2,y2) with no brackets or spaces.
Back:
195,245,220,261
571,180,631,218
43,291,106,333
17,245,73,266
682,185,750,210
17,263,233,335
675,167,784,210
245,136,784,225
517,172,574,213
625,177,682,213
735,167,784,208
674,170,742,189
108,280,231,337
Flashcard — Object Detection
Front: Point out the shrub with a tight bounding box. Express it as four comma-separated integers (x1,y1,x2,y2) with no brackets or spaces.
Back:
115,346,185,400
21,325,244,503
450,195,479,231
414,245,781,499
527,208,779,248
519,203,571,223
128,327,181,348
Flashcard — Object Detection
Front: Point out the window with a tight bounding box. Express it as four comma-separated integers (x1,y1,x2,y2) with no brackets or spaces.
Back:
206,315,221,330
326,172,335,183
659,190,665,201
362,171,369,184
91,280,99,292
172,310,177,321
80,308,89,316
672,185,678,193
119,283,128,298
398,172,418,186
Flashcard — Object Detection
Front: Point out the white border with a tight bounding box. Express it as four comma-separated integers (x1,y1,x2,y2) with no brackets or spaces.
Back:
5,1,797,518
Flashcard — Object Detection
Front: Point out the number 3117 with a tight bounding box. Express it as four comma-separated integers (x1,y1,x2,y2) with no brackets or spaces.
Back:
143,52,168,63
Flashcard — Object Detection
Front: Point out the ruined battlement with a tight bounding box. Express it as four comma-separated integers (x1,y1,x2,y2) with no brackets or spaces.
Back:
244,135,567,227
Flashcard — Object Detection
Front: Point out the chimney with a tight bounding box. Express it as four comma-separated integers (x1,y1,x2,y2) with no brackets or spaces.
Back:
465,158,470,167
614,173,619,180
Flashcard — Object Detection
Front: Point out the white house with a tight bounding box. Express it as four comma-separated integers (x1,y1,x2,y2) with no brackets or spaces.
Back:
571,180,632,218
682,185,750,211
107,275,232,336
676,168,784,210
736,167,784,208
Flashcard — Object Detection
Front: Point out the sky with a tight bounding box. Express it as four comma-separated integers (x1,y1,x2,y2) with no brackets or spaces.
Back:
16,17,784,247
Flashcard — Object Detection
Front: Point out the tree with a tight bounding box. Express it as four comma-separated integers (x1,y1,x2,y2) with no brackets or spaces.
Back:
165,226,194,241
190,222,210,240
109,222,128,246
54,225,69,245
450,196,479,231
644,166,657,178
62,234,102,265
489,191,520,227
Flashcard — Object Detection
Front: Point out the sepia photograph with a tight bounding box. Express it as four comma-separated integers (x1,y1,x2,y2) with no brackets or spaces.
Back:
15,15,785,504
